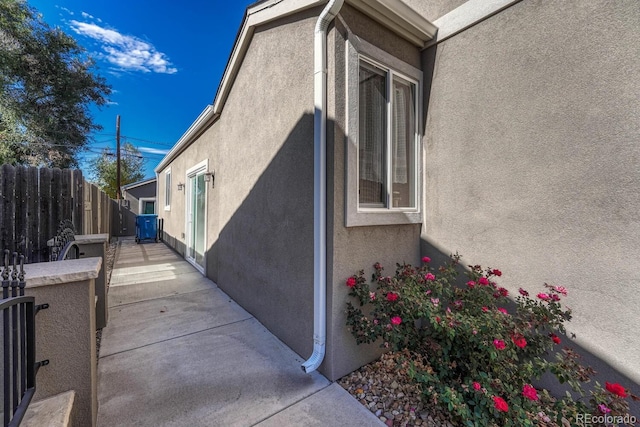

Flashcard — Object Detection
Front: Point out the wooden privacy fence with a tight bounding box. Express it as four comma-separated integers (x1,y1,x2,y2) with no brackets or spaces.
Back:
0,165,114,263
83,180,112,237
0,165,82,263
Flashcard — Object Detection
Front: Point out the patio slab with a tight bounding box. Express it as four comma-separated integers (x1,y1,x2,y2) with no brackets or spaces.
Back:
100,287,252,357
108,272,214,307
255,383,382,427
97,240,382,427
97,318,330,427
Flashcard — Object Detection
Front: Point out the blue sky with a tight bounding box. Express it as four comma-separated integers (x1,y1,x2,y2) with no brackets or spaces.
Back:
27,0,253,180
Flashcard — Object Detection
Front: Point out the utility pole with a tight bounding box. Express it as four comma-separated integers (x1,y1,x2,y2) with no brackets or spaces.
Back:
116,115,122,237
116,114,121,200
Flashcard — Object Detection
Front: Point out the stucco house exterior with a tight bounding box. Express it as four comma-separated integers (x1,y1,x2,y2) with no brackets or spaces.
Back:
155,0,640,390
122,177,157,215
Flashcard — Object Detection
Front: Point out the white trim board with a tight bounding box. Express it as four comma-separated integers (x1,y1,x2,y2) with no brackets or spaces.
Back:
427,0,523,47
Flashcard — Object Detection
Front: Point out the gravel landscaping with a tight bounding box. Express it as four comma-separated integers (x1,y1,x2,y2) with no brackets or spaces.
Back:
339,350,454,427
95,241,117,360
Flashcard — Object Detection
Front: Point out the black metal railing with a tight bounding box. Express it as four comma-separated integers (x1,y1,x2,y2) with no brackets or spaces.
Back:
2,250,48,427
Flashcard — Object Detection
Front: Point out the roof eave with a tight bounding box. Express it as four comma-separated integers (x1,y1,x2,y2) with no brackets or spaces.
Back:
346,0,438,47
157,0,437,172
154,105,218,173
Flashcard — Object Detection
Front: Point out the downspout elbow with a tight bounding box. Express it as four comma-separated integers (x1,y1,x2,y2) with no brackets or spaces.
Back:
302,0,344,375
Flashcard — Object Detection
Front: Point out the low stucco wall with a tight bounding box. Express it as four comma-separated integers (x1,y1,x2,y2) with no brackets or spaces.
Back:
25,258,101,427
421,0,640,386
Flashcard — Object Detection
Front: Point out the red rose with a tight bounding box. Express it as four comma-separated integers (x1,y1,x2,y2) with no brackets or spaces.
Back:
550,333,561,344
425,273,436,281
537,293,550,301
466,281,476,288
491,269,502,277
346,277,356,288
473,382,481,391
422,256,431,263
511,335,527,349
492,396,509,412
518,288,529,297
478,277,489,286
605,382,627,398
493,339,506,350
390,316,402,326
386,292,398,302
522,384,539,401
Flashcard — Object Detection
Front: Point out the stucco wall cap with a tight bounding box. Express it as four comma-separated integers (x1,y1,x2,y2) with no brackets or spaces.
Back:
74,234,110,245
25,257,102,289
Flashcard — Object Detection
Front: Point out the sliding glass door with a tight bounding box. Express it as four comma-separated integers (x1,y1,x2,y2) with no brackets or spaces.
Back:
186,166,206,271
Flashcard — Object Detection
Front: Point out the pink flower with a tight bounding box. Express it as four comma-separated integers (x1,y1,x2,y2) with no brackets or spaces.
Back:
390,316,402,326
497,307,508,315
605,382,627,398
518,288,529,297
537,293,550,301
491,269,502,277
472,329,478,335
422,256,431,263
598,404,611,414
493,339,506,350
511,335,527,349
498,287,508,297
346,277,356,288
453,300,463,309
554,285,568,296
492,396,508,412
431,298,440,307
435,316,441,323
550,334,561,344
551,294,561,301
478,277,489,286
473,382,482,391
369,292,376,301
522,384,539,401
386,292,398,302
425,273,436,281
466,281,476,288
482,306,489,312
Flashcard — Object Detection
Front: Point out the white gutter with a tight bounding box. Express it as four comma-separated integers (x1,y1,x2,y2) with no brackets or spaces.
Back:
302,0,344,374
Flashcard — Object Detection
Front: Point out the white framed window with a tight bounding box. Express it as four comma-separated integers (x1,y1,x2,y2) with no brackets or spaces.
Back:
164,168,171,211
345,36,422,227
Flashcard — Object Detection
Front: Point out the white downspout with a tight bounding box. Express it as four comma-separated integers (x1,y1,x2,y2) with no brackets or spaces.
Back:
302,0,344,374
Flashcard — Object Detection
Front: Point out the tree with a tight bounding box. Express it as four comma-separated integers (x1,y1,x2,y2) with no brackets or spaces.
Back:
89,142,145,199
0,0,111,168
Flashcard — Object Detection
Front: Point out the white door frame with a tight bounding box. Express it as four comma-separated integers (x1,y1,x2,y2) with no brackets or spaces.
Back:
185,159,208,274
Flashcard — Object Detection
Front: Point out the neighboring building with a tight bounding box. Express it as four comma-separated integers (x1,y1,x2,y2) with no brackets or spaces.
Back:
122,178,157,215
118,178,157,236
155,0,640,390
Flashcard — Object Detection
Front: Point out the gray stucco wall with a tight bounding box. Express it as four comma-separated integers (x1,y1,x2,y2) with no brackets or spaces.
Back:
422,0,640,388
323,7,423,381
158,8,320,364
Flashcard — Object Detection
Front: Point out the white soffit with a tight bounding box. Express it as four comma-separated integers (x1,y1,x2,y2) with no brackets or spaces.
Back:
346,0,438,47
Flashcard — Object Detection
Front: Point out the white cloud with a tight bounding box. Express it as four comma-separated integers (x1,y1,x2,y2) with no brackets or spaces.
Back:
138,147,170,155
81,12,94,19
57,6,74,15
69,20,177,74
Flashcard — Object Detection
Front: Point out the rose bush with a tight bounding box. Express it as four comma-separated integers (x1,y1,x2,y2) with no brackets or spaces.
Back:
345,255,637,426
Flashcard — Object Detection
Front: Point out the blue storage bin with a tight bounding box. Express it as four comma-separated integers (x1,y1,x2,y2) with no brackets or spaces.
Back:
135,214,158,243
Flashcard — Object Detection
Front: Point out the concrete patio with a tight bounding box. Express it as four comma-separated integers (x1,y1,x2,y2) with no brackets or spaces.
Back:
97,238,382,426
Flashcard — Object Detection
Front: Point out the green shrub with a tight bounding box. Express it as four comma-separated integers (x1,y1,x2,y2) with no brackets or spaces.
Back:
345,255,636,426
